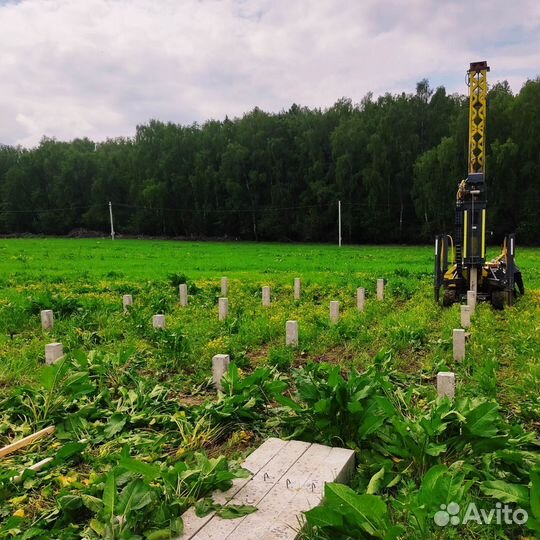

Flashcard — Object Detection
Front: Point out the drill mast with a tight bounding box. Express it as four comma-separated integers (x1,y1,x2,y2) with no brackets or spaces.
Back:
467,61,490,175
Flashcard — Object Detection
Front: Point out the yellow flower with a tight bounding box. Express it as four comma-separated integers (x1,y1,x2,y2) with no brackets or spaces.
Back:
13,509,25,518
57,473,78,487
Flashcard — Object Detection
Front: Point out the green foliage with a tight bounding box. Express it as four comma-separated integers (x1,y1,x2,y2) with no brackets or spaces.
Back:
275,357,540,537
305,483,404,539
1,243,540,538
0,78,538,243
168,273,189,288
27,292,83,317
202,363,287,424
267,346,294,371
276,353,395,446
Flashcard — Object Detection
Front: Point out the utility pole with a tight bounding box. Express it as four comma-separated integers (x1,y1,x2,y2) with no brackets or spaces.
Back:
338,200,342,247
109,201,115,240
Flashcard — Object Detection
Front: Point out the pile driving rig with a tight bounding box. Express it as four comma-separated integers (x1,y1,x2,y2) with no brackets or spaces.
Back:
434,61,524,309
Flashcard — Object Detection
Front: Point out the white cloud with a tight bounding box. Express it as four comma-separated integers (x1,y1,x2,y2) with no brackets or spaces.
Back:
0,0,538,147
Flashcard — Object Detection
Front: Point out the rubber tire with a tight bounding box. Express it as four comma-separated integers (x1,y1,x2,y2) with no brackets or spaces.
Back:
491,290,506,310
442,289,457,307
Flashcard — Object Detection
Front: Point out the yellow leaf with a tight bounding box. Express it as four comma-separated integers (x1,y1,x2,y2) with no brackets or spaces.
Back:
57,473,78,487
13,509,25,518
9,495,28,505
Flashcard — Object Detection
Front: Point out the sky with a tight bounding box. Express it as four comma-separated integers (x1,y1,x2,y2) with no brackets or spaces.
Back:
1,0,539,148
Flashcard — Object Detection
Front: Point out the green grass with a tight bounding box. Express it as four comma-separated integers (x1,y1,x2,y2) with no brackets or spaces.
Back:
0,237,535,283
0,238,539,539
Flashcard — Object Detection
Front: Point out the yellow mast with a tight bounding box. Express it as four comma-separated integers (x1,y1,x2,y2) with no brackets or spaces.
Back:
467,61,490,174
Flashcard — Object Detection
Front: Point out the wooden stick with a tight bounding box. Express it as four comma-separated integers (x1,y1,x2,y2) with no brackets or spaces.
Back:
0,426,55,459
11,457,54,483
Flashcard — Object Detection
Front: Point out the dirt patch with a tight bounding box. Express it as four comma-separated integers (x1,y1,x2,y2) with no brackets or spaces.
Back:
309,346,354,365
208,431,261,459
246,345,270,366
394,349,426,374
170,392,210,407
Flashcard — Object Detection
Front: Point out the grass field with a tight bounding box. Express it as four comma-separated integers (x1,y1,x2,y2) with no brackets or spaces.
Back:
0,239,539,539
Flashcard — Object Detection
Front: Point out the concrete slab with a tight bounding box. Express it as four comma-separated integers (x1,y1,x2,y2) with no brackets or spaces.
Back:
294,278,301,300
357,288,365,312
286,320,298,347
437,371,456,398
212,354,230,391
219,298,229,321
45,343,63,365
40,309,54,330
262,286,271,307
453,328,465,361
221,277,228,297
177,438,355,540
377,279,385,301
122,294,133,312
467,290,476,312
461,305,471,328
179,438,288,539
329,301,339,324
153,314,166,329
179,284,188,306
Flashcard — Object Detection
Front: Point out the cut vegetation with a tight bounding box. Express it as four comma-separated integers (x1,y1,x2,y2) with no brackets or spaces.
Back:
0,239,539,539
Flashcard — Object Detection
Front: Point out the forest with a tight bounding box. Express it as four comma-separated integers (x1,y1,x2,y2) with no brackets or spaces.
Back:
0,78,538,244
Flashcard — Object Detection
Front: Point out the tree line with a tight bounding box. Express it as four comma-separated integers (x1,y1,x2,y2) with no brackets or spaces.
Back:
0,78,538,244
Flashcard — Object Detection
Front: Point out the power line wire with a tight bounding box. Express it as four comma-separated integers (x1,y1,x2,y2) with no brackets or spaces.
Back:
0,204,99,215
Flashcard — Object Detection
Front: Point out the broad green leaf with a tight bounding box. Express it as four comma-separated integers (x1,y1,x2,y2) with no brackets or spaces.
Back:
480,480,529,506
102,471,117,520
527,516,540,533
425,443,446,456
304,506,343,528
119,457,161,482
117,478,154,515
194,498,219,517
384,525,406,540
145,530,174,540
358,412,385,439
530,468,540,520
81,494,103,513
58,494,82,510
54,441,87,462
104,413,127,438
20,528,45,540
314,398,331,414
325,483,387,537
367,467,386,495
39,361,69,391
327,366,343,388
417,465,448,505
170,517,184,534
216,504,257,519
463,401,499,438
347,401,363,414
274,394,303,411
244,397,257,409
89,518,105,535
386,474,401,489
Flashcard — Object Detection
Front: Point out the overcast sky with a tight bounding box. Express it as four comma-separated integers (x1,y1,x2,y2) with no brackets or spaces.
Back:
1,0,539,148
